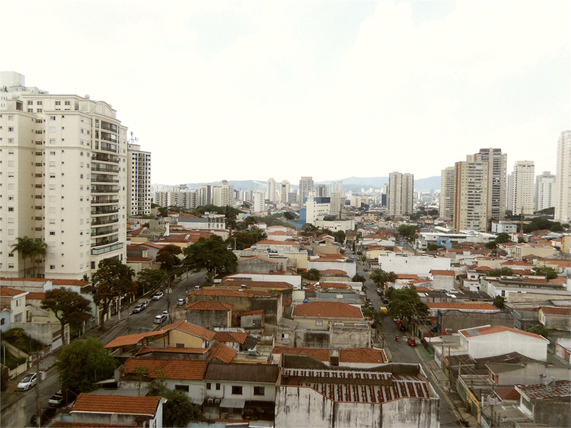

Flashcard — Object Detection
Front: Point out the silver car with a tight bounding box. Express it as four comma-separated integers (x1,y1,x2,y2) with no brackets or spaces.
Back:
17,373,38,391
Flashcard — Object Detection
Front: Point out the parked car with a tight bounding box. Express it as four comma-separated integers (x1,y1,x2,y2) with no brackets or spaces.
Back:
17,373,38,391
154,313,168,324
48,391,64,407
152,291,164,300
376,288,382,295
132,304,144,314
407,338,417,347
141,300,150,309
177,298,186,306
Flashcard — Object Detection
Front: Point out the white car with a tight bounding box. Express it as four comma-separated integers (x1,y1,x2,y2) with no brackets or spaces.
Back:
177,298,186,306
152,291,164,300
154,313,168,324
17,373,38,391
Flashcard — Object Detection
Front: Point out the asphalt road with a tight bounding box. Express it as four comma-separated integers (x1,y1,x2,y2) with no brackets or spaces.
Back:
356,260,462,427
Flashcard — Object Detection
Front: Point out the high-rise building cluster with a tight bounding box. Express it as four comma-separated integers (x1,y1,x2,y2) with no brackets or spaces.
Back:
441,135,570,232
0,72,152,280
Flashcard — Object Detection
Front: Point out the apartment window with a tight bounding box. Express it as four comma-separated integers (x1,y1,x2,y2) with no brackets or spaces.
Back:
64,101,70,106
55,101,61,106
315,320,323,326
14,313,22,323
174,385,189,392
28,101,33,105
8,116,14,120
50,265,55,270
50,231,55,236
50,116,56,120
28,108,33,113
253,386,265,396
8,127,14,132
216,383,221,390
206,383,211,390
231,386,243,395
37,101,42,105
8,207,14,212
37,109,42,113
49,139,55,144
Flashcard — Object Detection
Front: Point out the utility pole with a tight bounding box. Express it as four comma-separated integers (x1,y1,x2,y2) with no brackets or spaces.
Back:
35,353,41,428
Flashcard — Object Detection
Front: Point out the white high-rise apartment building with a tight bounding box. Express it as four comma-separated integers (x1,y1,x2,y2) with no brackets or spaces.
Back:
0,72,127,280
535,171,556,212
510,161,535,215
253,190,265,213
213,181,233,207
330,189,342,218
305,192,331,224
299,176,314,205
388,172,414,216
279,180,290,203
474,148,507,222
453,158,489,232
127,139,151,216
440,166,455,219
267,178,276,202
555,131,571,223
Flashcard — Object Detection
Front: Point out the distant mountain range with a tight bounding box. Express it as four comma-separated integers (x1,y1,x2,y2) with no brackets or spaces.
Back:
170,176,441,193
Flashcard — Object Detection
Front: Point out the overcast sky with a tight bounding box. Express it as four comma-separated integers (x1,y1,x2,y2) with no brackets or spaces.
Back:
2,0,569,185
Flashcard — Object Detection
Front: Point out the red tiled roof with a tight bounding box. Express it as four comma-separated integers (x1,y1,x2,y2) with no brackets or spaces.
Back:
540,306,571,316
396,274,418,279
213,331,248,344
126,257,153,262
427,303,499,311
319,269,348,275
72,394,162,416
26,292,45,300
162,320,216,340
124,358,208,380
320,282,351,290
293,301,363,319
0,287,28,297
136,347,209,356
188,288,270,298
187,301,233,311
207,341,237,363
221,280,293,290
52,423,137,427
501,260,533,267
494,387,521,401
257,240,299,246
105,330,168,349
431,270,455,276
0,278,89,287
339,348,388,364
237,309,264,317
517,380,571,400
460,325,548,341
272,346,331,362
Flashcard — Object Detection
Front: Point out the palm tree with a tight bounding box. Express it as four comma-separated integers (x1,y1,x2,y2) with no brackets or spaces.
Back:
10,236,36,277
31,239,48,277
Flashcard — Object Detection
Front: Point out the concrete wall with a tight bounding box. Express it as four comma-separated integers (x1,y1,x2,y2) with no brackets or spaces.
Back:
237,258,281,274
168,330,205,348
439,311,514,333
378,254,450,276
330,326,371,349
295,330,330,348
307,261,356,278
186,310,230,330
239,314,263,329
0,393,26,428
532,398,571,427
275,385,439,428
432,275,455,290
225,273,302,289
465,331,548,361
494,363,571,386
12,321,61,349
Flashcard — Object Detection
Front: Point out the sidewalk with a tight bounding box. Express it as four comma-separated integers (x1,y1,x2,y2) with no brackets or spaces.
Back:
415,347,478,427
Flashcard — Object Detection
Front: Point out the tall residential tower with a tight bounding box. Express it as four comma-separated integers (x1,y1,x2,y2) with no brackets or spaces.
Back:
555,131,571,223
388,172,414,216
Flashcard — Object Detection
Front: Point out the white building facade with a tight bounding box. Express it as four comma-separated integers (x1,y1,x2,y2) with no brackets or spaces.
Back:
555,131,571,223
510,160,534,215
127,141,151,216
388,172,414,216
0,72,127,280
535,171,556,212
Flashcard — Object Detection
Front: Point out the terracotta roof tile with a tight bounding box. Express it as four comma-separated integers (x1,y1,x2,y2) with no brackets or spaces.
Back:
431,270,455,276
188,289,270,298
126,257,153,262
0,287,28,297
162,320,216,340
339,348,388,364
271,346,331,362
0,278,89,286
136,347,209,356
396,274,419,279
187,301,233,311
237,309,264,317
124,358,208,380
517,380,571,400
319,282,351,290
207,341,237,363
72,394,162,416
213,332,248,344
105,330,168,349
293,301,363,319
460,325,548,341
25,292,46,300
540,306,571,316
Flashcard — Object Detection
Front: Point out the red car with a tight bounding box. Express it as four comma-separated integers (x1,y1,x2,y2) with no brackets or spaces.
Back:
407,338,417,347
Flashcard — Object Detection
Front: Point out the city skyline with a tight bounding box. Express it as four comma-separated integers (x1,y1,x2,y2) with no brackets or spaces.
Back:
2,0,569,184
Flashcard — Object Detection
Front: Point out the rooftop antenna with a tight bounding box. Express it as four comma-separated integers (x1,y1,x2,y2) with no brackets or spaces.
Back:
128,131,139,145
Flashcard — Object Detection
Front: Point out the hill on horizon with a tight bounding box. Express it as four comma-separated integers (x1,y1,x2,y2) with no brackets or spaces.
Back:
156,176,441,192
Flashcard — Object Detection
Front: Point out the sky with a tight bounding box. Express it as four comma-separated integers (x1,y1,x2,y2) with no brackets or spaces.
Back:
1,0,569,186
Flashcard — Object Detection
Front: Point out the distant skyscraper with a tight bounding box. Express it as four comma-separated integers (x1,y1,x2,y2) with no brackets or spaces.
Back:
253,190,265,213
388,172,414,216
535,171,556,212
127,138,152,216
440,167,455,219
330,180,343,194
316,184,328,197
299,176,314,204
330,190,342,218
555,131,571,223
279,180,290,203
213,180,233,207
267,178,276,202
453,159,489,232
197,185,212,207
474,148,507,223
510,161,535,215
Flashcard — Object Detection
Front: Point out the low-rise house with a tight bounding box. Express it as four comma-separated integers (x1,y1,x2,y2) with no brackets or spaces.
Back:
237,309,264,329
538,306,571,330
379,253,451,276
430,269,456,290
186,301,233,330
275,367,439,428
0,287,27,324
481,275,571,305
555,338,571,364
223,272,302,290
486,359,571,386
429,302,512,334
459,325,549,361
69,393,165,428
338,348,388,368
237,256,283,274
515,380,571,427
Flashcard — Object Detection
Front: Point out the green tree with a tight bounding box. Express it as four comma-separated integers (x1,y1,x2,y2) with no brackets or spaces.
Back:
41,288,91,345
388,286,429,326
156,245,182,272
92,259,137,329
398,225,420,240
137,269,167,294
495,233,511,243
487,267,514,277
532,266,558,280
183,236,237,274
160,389,205,426
352,274,366,283
227,228,267,250
302,268,321,281
283,211,297,220
157,206,168,217
492,295,505,310
57,337,118,395
333,230,346,245
10,236,36,277
369,268,398,290
485,241,498,250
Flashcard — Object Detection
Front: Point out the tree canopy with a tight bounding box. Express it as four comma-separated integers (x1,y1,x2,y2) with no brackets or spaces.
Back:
156,245,182,271
92,259,137,329
397,225,420,240
523,217,564,233
183,235,237,274
532,266,558,280
369,268,397,290
333,230,346,244
487,267,514,277
136,269,167,295
159,389,205,427
57,337,118,395
387,286,429,324
41,288,91,345
492,296,505,310
227,228,267,250
302,268,321,281
10,236,47,277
